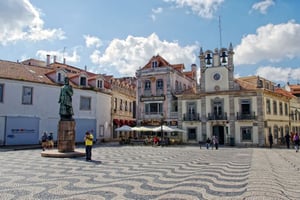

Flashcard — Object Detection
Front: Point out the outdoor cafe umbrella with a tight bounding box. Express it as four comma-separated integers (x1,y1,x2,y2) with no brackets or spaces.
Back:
115,125,132,132
131,126,154,132
171,127,187,133
152,125,176,132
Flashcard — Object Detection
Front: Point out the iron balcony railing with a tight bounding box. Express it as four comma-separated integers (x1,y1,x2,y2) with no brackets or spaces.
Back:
183,113,200,121
236,112,257,120
207,112,228,120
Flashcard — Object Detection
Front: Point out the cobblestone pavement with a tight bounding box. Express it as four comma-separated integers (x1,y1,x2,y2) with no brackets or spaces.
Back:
0,145,300,200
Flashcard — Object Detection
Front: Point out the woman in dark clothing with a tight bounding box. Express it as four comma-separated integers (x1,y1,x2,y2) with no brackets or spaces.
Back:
268,133,273,149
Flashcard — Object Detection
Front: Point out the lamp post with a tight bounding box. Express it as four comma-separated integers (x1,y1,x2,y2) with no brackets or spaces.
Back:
161,113,164,141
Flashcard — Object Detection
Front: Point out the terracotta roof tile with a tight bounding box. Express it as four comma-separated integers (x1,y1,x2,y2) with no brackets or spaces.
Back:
0,60,54,84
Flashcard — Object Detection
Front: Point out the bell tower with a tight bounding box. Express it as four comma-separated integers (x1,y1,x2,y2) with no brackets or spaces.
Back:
199,43,235,93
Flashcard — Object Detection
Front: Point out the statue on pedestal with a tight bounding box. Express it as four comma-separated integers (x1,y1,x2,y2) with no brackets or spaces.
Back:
58,77,74,120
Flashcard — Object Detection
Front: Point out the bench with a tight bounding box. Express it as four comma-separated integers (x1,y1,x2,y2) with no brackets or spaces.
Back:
198,141,206,149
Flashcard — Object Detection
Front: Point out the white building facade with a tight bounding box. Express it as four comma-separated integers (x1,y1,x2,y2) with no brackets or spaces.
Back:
0,59,111,146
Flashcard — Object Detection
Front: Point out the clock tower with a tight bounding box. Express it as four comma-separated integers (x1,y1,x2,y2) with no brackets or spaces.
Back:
199,43,234,93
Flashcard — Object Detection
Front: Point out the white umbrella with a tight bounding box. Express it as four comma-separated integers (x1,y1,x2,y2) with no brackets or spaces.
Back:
115,125,132,131
131,126,153,132
152,125,175,132
171,127,187,133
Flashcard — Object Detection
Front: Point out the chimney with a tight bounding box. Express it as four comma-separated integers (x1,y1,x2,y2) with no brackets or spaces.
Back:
46,54,50,66
191,64,197,80
84,65,87,71
63,58,66,64
53,55,57,63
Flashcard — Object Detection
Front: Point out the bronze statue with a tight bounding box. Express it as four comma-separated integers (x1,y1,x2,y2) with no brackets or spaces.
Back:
59,77,74,120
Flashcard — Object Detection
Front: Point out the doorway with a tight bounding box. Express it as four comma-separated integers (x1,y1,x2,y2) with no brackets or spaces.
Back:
212,125,225,145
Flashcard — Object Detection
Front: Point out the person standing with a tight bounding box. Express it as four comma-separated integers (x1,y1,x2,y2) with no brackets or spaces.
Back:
268,133,273,149
293,133,299,152
47,132,54,149
206,137,211,149
285,133,291,149
84,131,94,161
214,136,219,150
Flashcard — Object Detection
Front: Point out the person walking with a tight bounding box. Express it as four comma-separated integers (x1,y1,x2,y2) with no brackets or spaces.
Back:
293,133,299,152
214,136,219,150
206,137,211,149
84,131,94,161
268,133,273,149
285,133,291,149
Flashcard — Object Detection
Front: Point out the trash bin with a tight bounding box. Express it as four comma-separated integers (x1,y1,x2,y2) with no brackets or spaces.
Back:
230,137,235,146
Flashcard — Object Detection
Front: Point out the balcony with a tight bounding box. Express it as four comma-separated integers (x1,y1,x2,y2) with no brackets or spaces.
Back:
236,112,257,120
207,113,228,120
183,113,200,121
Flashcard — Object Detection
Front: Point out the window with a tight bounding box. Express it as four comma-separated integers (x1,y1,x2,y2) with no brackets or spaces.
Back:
279,102,283,115
241,127,252,141
97,80,103,88
156,79,163,90
273,100,277,115
175,81,179,90
241,99,251,115
80,96,91,110
129,102,132,112
152,61,158,68
187,102,196,120
120,99,123,110
0,84,3,102
125,101,128,111
114,98,117,111
145,103,163,114
266,99,271,114
213,101,222,116
144,80,151,90
257,79,263,88
22,86,33,105
58,73,62,82
80,76,87,86
171,101,178,112
285,103,288,116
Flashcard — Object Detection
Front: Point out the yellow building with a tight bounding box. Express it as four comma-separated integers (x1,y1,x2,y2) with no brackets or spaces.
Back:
177,44,300,146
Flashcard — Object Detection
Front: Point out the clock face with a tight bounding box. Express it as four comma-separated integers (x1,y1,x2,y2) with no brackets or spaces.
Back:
213,73,221,81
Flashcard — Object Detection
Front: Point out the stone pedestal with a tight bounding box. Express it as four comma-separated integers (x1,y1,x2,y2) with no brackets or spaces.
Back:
57,120,76,152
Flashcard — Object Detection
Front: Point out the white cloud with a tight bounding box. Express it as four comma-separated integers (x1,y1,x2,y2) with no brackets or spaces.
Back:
89,33,198,76
84,35,102,48
255,66,300,83
0,0,65,45
151,7,163,21
164,0,224,18
234,21,300,65
36,48,80,64
251,0,275,14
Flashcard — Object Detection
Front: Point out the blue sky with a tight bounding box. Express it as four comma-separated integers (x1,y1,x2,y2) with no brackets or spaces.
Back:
1,0,300,85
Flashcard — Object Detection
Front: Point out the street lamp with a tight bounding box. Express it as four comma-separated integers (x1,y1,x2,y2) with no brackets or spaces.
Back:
161,113,164,141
